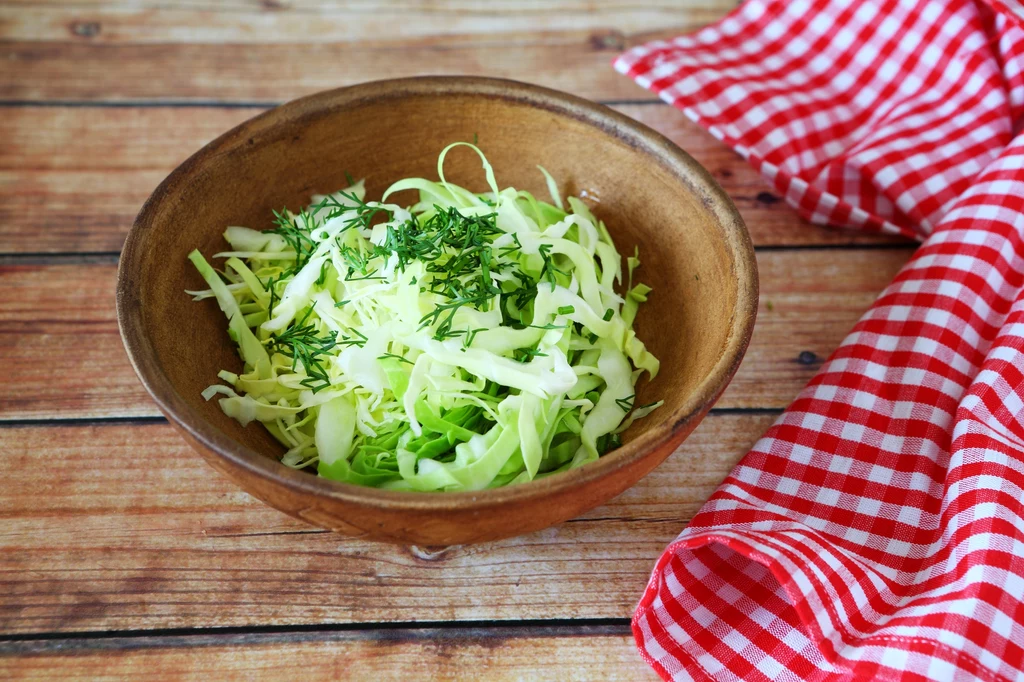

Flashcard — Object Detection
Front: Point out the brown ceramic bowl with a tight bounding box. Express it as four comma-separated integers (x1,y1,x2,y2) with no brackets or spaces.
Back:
117,76,757,545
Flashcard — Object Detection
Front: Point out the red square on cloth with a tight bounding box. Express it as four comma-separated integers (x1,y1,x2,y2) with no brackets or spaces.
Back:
616,1,1024,680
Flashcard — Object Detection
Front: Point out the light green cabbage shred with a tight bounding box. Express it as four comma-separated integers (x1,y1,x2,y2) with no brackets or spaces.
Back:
187,143,661,491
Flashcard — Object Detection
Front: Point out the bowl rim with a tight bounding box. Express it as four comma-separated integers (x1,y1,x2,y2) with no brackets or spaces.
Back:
117,75,758,513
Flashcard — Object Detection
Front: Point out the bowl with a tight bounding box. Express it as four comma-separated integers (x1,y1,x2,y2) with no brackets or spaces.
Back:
117,76,757,545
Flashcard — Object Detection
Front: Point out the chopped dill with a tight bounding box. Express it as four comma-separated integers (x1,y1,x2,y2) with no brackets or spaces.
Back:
187,144,662,492
266,307,337,392
378,352,413,365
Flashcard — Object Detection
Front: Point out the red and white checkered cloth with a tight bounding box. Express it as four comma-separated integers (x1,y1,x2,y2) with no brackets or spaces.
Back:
615,1,1024,680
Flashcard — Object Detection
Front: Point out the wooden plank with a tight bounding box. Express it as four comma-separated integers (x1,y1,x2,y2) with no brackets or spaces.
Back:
0,413,767,633
0,1,727,106
2,628,654,682
0,38,567,103
0,39,646,103
0,249,911,420
0,260,154,419
0,105,908,254
722,247,913,408
2,3,725,44
1,0,691,10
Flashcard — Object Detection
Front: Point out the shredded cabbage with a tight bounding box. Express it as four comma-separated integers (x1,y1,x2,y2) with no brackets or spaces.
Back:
187,144,661,491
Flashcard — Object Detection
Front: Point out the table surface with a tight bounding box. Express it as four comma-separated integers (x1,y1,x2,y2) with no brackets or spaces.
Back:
0,1,915,679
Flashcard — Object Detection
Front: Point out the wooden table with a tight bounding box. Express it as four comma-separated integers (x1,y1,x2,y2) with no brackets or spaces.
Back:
0,2,915,679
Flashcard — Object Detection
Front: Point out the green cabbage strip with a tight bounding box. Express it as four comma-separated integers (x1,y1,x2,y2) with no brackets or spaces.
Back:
187,144,661,492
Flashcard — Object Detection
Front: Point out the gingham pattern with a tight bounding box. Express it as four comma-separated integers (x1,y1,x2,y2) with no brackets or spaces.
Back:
615,1,1024,680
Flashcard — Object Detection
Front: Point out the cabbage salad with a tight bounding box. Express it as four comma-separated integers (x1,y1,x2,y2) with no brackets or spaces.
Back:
187,143,661,492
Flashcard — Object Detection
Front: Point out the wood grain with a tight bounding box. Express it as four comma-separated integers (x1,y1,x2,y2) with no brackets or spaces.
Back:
0,12,676,105
3,628,654,682
0,0,918,674
0,1,735,105
1,0,710,12
2,2,724,44
0,105,908,255
0,249,912,421
0,39,657,104
0,413,767,633
724,247,911,407
0,260,154,419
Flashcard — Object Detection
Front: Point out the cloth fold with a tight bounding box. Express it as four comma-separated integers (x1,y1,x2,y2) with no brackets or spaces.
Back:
616,1,1024,680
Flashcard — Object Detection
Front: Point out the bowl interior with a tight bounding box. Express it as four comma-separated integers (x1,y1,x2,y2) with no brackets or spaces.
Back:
122,78,753,511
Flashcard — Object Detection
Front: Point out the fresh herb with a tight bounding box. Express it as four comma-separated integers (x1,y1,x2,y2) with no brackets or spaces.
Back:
513,347,548,362
498,233,522,256
315,260,331,286
345,271,385,281
419,294,492,340
463,327,488,347
188,144,662,493
269,209,317,275
337,243,370,275
378,352,413,365
336,328,368,348
266,307,337,392
537,243,565,285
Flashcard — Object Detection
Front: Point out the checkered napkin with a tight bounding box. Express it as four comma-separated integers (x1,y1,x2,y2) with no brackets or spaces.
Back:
615,1,1024,680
